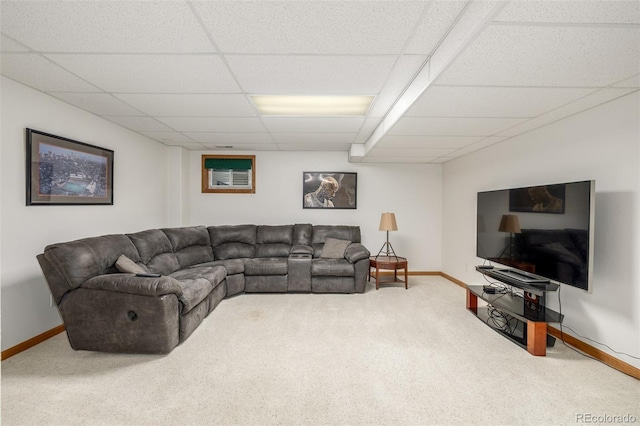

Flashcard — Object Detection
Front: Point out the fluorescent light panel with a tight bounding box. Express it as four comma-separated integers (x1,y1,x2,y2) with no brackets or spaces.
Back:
250,95,374,116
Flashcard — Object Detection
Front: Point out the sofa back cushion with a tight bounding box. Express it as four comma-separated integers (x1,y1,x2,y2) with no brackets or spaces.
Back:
208,225,256,260
162,226,214,269
293,223,313,246
42,234,140,291
256,225,293,258
127,229,179,275
311,225,361,258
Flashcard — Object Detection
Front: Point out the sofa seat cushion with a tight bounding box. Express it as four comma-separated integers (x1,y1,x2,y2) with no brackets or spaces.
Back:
194,259,245,275
174,278,213,314
311,258,354,276
170,265,227,314
244,258,288,276
169,266,226,288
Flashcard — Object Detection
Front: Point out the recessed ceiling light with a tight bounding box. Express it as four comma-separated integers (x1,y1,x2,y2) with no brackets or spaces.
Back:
250,95,374,116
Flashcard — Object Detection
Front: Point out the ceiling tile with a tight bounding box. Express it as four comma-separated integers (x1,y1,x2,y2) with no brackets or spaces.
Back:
226,55,397,94
437,25,640,87
114,94,256,117
156,117,267,133
178,144,211,151
613,74,640,88
271,133,357,144
276,143,351,151
405,0,468,54
367,147,456,158
0,1,213,53
0,35,28,52
389,117,526,136
450,136,510,157
1,1,637,165
201,144,280,151
376,135,486,149
495,1,640,24
496,88,638,137
138,132,197,144
406,86,597,117
428,1,507,78
102,116,175,132
160,142,206,149
45,54,240,93
49,93,145,116
261,117,364,133
0,53,100,92
184,132,273,144
361,156,438,163
192,1,425,54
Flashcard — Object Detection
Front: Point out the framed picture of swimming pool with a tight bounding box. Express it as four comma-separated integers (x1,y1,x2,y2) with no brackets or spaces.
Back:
26,129,114,206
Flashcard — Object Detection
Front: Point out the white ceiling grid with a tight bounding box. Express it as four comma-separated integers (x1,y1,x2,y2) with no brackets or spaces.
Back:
0,0,638,163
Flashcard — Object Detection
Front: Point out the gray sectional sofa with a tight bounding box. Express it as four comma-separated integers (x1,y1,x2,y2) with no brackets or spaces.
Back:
37,224,370,354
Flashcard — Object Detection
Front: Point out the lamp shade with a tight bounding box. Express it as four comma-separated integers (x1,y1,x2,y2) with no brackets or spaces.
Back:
498,214,521,233
379,212,398,231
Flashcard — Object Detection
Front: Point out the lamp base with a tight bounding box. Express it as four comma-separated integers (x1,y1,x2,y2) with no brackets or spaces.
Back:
375,241,398,260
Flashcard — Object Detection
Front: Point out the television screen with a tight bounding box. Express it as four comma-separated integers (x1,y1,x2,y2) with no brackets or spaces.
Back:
476,180,594,291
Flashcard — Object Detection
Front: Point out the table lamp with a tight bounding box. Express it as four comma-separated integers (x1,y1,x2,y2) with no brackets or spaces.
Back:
376,212,398,260
497,214,521,260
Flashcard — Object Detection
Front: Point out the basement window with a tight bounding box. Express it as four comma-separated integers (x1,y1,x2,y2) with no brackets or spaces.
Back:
202,155,255,194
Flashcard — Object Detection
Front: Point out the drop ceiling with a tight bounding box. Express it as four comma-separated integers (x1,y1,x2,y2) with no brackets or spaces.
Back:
1,1,638,163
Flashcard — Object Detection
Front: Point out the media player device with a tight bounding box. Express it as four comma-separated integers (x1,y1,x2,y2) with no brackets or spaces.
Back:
483,285,497,294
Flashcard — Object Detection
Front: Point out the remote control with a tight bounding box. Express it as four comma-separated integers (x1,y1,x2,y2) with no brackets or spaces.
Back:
135,273,161,278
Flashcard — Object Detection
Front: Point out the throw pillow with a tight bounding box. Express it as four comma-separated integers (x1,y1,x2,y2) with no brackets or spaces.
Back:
320,238,351,259
115,254,147,274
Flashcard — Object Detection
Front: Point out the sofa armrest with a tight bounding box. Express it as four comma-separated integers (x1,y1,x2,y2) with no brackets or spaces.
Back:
291,244,314,255
345,243,370,264
82,274,183,298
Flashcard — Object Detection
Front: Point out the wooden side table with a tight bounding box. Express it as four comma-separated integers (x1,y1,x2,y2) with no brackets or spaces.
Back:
369,256,408,290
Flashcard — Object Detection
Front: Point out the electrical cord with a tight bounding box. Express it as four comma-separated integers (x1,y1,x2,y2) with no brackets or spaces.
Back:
487,304,520,336
556,284,640,361
478,289,522,338
481,273,509,293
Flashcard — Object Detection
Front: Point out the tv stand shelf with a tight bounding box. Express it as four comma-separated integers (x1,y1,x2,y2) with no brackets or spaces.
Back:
467,267,563,356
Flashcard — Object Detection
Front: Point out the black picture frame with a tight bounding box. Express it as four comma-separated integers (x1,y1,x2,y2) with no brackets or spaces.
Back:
26,129,114,206
509,184,566,214
303,172,357,209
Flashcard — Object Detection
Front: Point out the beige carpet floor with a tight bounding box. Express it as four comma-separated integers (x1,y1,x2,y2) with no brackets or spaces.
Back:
2,276,639,425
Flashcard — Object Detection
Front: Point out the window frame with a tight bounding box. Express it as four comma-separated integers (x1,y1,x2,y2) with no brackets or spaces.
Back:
201,154,256,194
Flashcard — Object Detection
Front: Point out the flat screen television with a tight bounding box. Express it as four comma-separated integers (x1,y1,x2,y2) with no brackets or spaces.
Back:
476,180,594,291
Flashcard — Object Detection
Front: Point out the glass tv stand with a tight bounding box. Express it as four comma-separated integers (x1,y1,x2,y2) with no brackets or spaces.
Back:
467,267,563,356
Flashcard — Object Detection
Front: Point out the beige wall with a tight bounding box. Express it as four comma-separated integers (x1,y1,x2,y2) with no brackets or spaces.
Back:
187,150,443,272
0,77,170,350
442,92,640,369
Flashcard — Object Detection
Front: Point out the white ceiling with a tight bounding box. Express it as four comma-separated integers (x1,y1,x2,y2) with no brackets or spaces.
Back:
1,1,638,163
